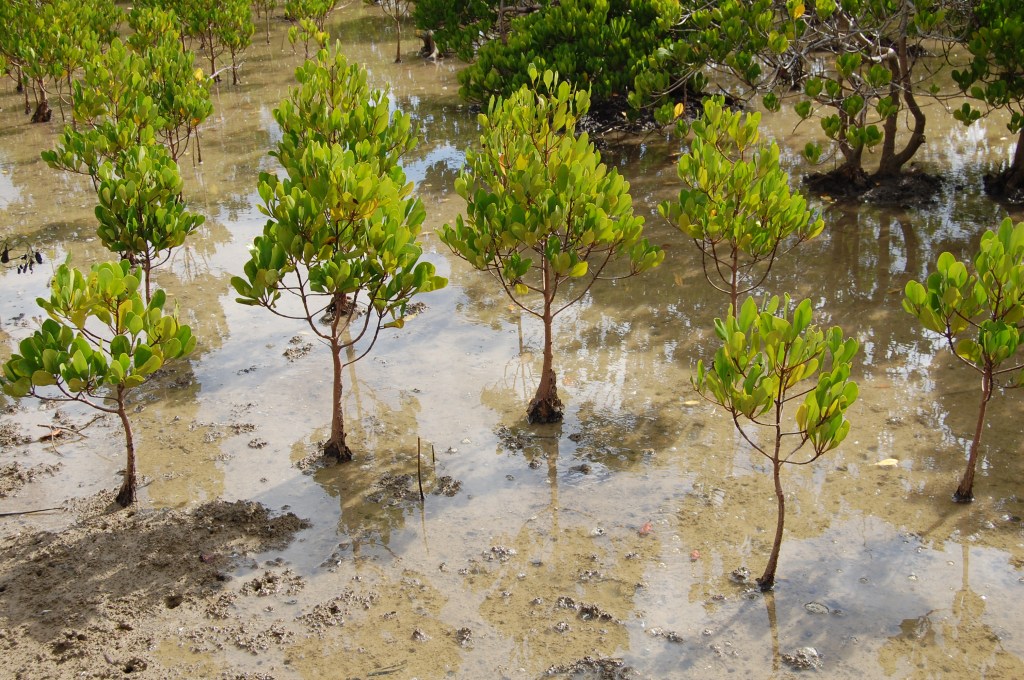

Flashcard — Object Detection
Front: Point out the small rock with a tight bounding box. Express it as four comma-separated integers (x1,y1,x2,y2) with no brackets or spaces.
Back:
782,647,822,670
729,567,751,584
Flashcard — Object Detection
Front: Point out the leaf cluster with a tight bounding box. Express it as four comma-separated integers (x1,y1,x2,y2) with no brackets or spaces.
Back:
232,46,447,335
458,0,678,105
903,217,1024,383
94,144,205,275
1,260,195,402
412,0,519,61
659,98,823,299
694,295,859,461
631,0,783,121
440,68,662,316
42,36,212,175
0,0,120,94
951,0,1024,134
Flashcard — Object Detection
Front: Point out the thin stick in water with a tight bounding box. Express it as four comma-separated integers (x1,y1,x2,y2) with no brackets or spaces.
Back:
417,437,425,502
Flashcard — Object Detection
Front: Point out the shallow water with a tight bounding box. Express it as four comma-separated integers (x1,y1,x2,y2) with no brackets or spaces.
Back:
3,5,1024,678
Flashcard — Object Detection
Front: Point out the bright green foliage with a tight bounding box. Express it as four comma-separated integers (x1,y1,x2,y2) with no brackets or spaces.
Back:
458,0,678,105
288,18,330,57
3,262,196,396
285,0,338,55
440,68,662,422
219,0,256,84
271,48,416,172
94,144,206,301
285,0,338,28
284,0,337,56
952,0,1024,192
630,0,782,122
0,2,27,86
42,36,212,174
41,36,209,300
952,0,1024,132
232,46,446,461
135,0,253,82
141,36,214,160
0,0,120,122
188,0,254,83
45,0,121,119
127,5,183,51
413,0,519,61
1,260,196,506
695,294,859,590
902,218,1024,501
660,98,823,308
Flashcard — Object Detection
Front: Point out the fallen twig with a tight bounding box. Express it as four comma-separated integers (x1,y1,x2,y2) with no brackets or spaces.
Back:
0,506,63,517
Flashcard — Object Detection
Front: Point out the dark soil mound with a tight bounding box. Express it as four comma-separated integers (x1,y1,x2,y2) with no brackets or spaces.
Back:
983,169,1024,204
804,168,943,208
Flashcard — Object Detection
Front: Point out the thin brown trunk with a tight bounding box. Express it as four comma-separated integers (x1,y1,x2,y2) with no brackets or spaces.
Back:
208,34,217,82
528,259,563,423
730,247,739,312
758,459,786,590
114,388,137,507
143,250,154,303
394,16,402,63
324,293,353,462
839,143,863,177
759,396,786,591
20,66,30,114
66,71,75,130
954,367,993,503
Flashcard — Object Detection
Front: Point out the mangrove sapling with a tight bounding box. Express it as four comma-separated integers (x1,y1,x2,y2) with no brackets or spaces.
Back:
0,260,196,507
902,218,1024,502
232,46,446,463
285,0,338,57
42,35,213,177
440,67,663,423
660,97,823,311
252,0,279,44
366,0,413,63
93,143,206,301
694,295,859,591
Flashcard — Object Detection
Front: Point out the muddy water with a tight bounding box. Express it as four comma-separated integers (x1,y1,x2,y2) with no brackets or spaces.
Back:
4,5,1024,678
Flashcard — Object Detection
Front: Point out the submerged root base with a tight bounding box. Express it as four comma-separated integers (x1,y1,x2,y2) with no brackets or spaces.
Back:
323,439,353,463
952,488,974,504
527,397,564,424
114,480,136,508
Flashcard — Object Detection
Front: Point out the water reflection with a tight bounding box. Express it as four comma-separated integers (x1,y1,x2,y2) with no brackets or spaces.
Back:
879,543,1024,678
